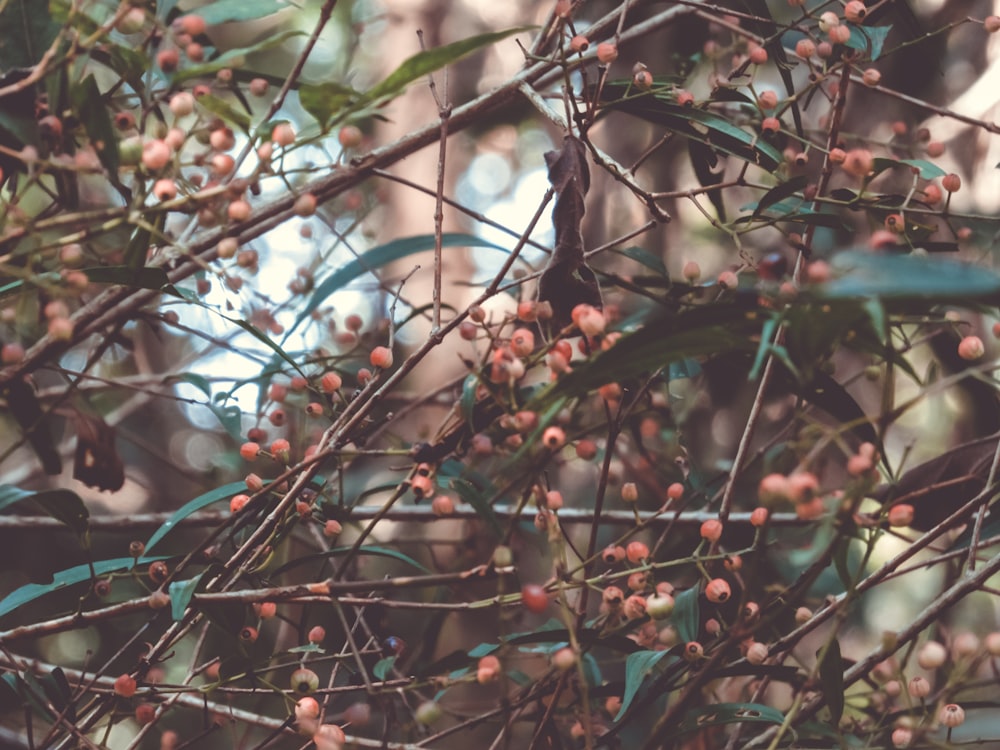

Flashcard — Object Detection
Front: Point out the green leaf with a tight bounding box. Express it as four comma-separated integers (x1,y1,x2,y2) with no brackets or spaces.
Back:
0,486,83,518
169,572,205,621
529,304,761,407
672,703,785,738
174,31,303,86
612,245,667,276
459,375,479,431
269,545,432,577
845,24,892,61
616,650,673,721
357,27,533,111
821,251,1000,303
448,477,502,538
145,482,247,553
207,395,244,440
373,655,397,680
0,556,169,619
872,157,946,180
188,0,290,24
191,93,251,132
597,84,783,171
83,265,177,294
0,0,60,69
70,75,119,174
299,82,362,131
293,233,507,331
752,175,810,218
670,587,700,643
33,490,90,544
818,638,845,727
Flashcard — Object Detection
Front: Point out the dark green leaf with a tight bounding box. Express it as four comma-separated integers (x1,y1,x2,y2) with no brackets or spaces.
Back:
174,31,303,86
448,477,502,538
0,486,83,518
459,375,479,431
207,397,244,440
293,233,507,332
123,212,165,270
818,638,845,727
0,556,169,619
189,0,288,23
373,656,397,680
529,304,761,407
359,27,533,110
169,572,206,621
597,84,783,171
688,141,727,221
145,482,246,553
845,24,892,61
40,667,75,723
83,265,177,294
672,702,785,737
501,628,641,654
191,93,251,132
1,379,61,475
0,0,60,69
270,545,432,577
821,251,1000,302
33,490,89,543
670,587,700,643
752,175,810,218
299,82,361,131
871,157,945,180
612,245,667,276
70,75,119,174
616,650,673,720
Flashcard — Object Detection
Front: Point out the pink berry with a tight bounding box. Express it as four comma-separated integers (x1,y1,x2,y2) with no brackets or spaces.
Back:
958,335,985,360
369,345,393,369
596,42,618,63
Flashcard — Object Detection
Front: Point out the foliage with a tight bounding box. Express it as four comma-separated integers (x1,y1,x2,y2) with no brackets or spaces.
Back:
2,0,1000,748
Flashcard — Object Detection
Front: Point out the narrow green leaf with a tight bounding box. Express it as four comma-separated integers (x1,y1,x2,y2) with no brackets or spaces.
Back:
269,545,432,577
612,245,667,276
459,375,479,431
33,491,90,543
818,638,845,727
752,176,810,218
0,0,60,69
0,556,169,619
871,157,946,180
169,572,205,621
671,587,700,643
173,31,303,85
597,84,783,171
145,482,247,553
673,703,785,737
70,75,119,174
359,27,533,109
188,0,289,23
845,24,892,61
299,82,361,131
449,477,503,538
83,265,176,293
293,233,507,331
192,93,251,132
822,251,1000,302
373,655,397,680
615,650,673,721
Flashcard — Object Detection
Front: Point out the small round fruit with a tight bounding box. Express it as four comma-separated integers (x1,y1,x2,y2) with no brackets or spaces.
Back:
748,46,768,64
682,641,703,662
795,39,816,58
646,593,675,619
369,346,393,369
700,519,723,542
291,667,320,694
761,116,781,135
676,90,695,106
705,578,731,603
114,674,137,697
985,15,1000,32
746,641,769,664
294,193,317,217
156,48,180,72
596,42,618,63
844,1,867,22
541,426,566,449
415,700,442,725
862,68,881,86
295,697,320,721
570,34,589,52
942,173,962,192
551,646,577,670
626,540,649,563
887,503,914,527
338,125,363,148
272,123,296,147
750,507,769,526
521,584,549,613
958,335,985,360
